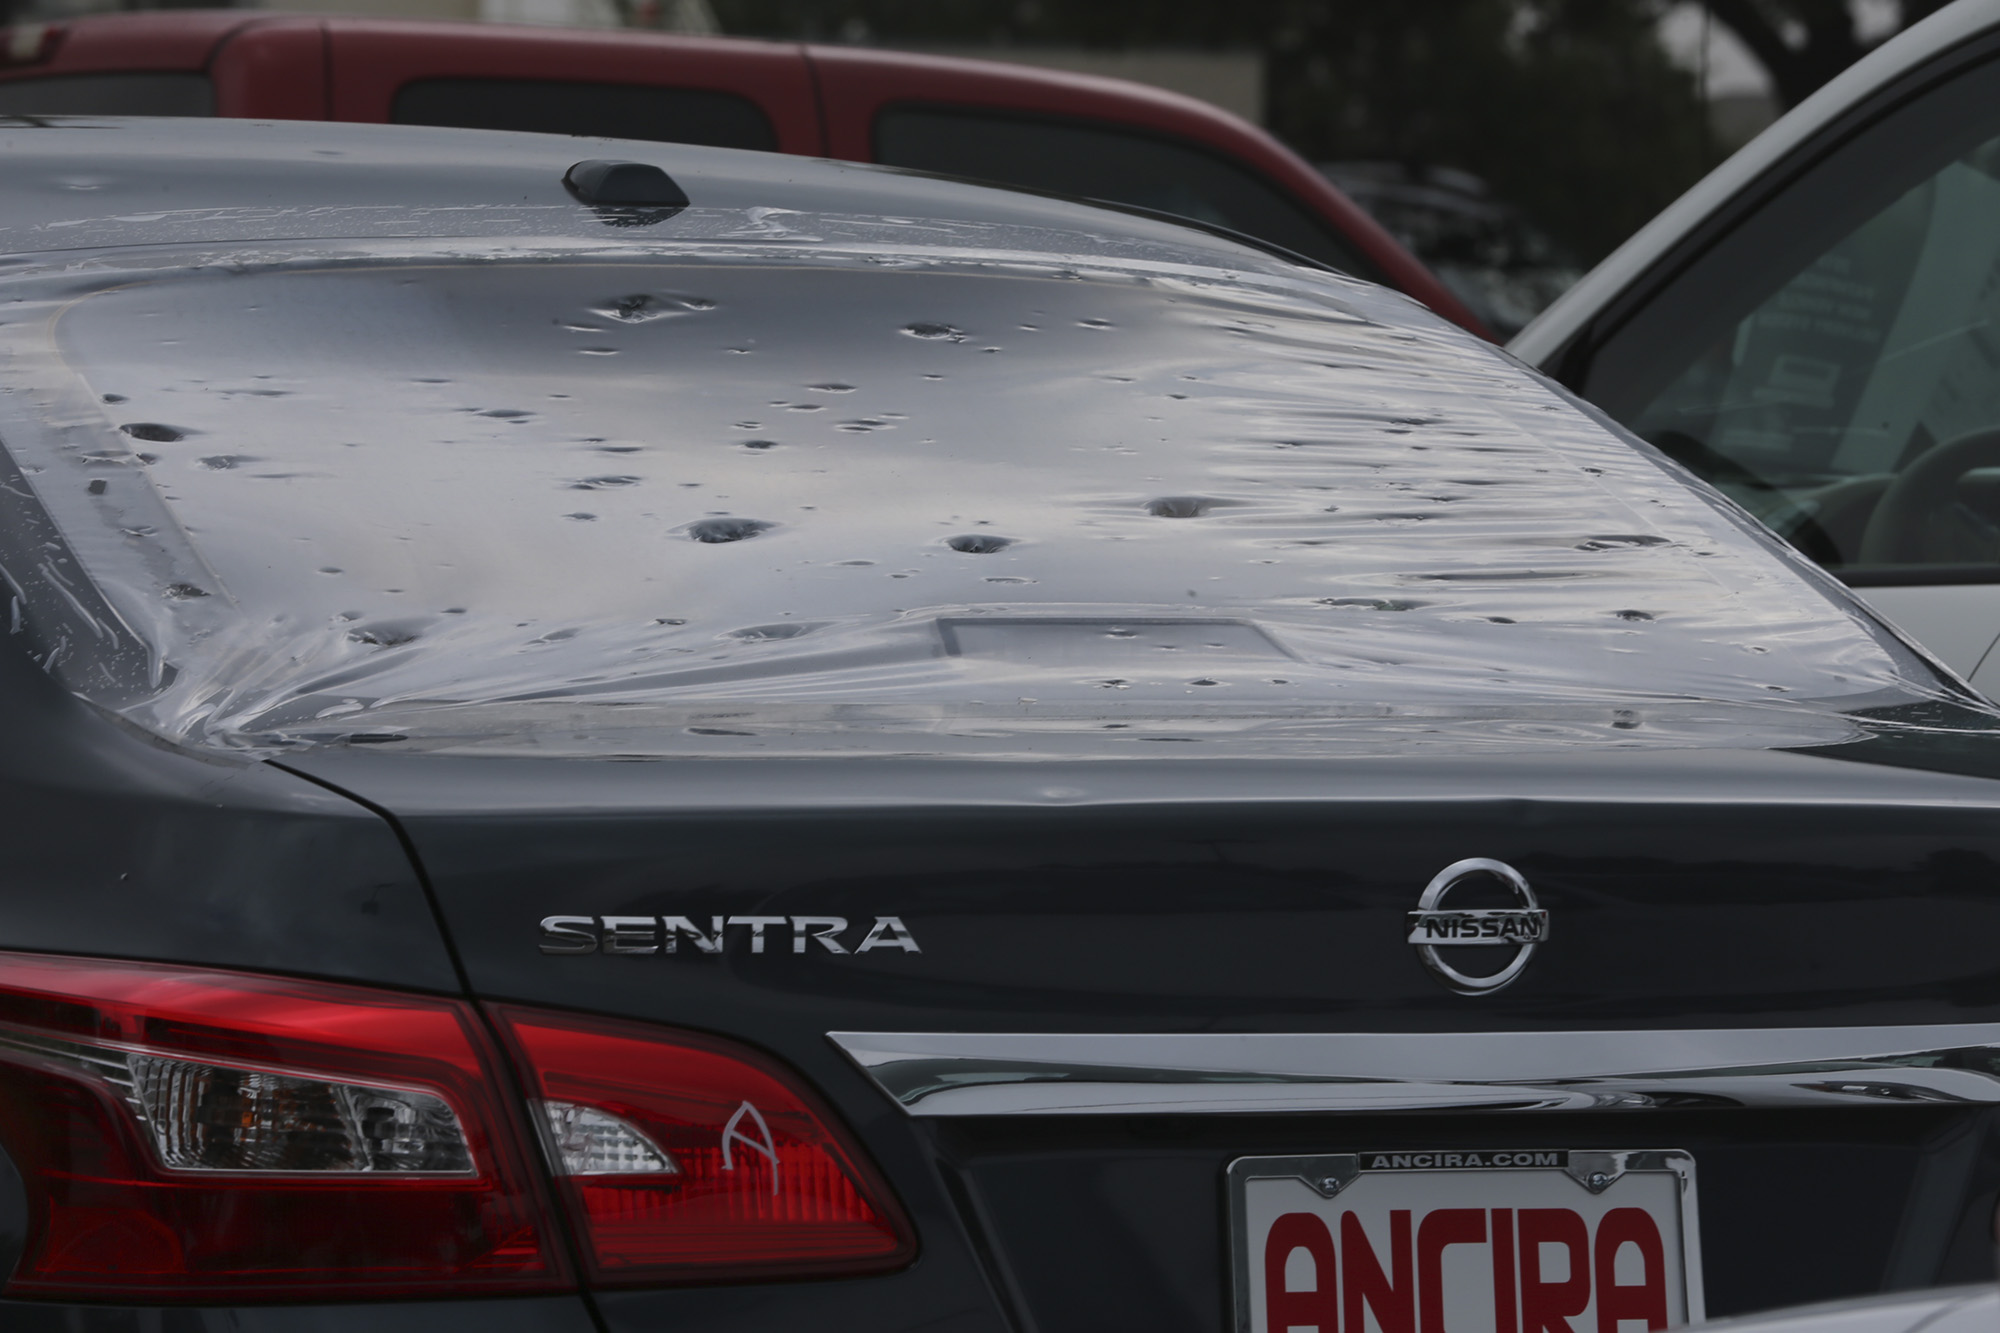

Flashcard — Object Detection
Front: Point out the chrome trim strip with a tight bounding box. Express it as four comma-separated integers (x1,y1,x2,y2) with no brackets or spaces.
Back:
826,1026,2000,1116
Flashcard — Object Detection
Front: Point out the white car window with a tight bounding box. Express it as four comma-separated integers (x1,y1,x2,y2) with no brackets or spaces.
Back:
1573,53,2000,583
1630,141,2000,570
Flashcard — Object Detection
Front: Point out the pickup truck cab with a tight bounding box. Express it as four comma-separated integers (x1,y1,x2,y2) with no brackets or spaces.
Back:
0,10,1487,336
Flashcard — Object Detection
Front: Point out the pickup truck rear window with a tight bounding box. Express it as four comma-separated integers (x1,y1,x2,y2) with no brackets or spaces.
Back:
0,73,212,117
392,79,776,151
875,105,1376,279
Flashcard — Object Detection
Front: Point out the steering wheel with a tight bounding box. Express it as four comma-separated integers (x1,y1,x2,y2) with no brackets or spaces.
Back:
1650,430,1840,565
1858,427,2000,564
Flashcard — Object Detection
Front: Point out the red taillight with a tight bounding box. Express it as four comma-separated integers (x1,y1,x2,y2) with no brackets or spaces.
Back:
491,1004,915,1285
0,952,915,1301
0,951,566,1301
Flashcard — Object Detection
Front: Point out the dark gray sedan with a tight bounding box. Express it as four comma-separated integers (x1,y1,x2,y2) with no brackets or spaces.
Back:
0,114,1991,1333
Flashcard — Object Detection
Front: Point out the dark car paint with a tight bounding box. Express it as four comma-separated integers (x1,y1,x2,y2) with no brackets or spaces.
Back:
11,727,2000,1328
0,117,1995,1325
281,733,2000,1327
0,1296,601,1332
129,742,2000,1327
281,743,2000,1037
933,1107,2000,1328
0,567,454,994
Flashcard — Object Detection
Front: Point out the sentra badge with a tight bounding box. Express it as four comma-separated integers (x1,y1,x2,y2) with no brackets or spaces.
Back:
1404,858,1546,995
538,914,921,956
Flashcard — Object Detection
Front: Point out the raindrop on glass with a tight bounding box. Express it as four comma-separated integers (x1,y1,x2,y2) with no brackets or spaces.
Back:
729,623,814,641
121,423,183,443
1317,597,1423,611
598,293,713,323
1576,535,1672,552
947,533,1015,554
349,626,419,647
686,517,774,544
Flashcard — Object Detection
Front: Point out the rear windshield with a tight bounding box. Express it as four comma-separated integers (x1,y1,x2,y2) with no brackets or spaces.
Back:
393,79,776,151
0,236,1940,757
875,106,1375,278
0,73,213,117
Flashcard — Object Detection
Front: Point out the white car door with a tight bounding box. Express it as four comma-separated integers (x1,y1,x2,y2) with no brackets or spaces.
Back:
1512,3,2000,682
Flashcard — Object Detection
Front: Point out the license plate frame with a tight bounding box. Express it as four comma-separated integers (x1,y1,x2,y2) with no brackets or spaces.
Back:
1227,1149,1703,1333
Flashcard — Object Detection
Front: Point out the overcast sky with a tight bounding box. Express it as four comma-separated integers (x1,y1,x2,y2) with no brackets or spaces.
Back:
1656,0,1903,99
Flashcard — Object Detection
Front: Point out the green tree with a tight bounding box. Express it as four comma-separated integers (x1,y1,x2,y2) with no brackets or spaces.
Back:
1259,0,1714,262
712,0,1715,263
1705,0,1952,110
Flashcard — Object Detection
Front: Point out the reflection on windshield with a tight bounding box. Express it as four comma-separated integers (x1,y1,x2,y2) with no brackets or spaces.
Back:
0,229,1958,756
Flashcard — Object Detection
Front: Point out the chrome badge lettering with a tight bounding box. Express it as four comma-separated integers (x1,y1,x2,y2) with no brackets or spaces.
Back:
538,914,922,956
720,1101,781,1196
1404,858,1546,995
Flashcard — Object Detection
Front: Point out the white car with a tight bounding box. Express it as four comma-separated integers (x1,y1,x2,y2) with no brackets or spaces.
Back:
1513,0,2000,690
1701,1287,1996,1333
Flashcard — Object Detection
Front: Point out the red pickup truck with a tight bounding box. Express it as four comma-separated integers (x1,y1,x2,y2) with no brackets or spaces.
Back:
0,11,1488,337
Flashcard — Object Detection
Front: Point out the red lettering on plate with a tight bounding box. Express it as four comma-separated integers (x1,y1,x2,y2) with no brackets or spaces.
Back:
1492,1209,1518,1333
1266,1212,1339,1333
1594,1209,1669,1333
1418,1209,1487,1333
1343,1210,1414,1333
1519,1209,1591,1333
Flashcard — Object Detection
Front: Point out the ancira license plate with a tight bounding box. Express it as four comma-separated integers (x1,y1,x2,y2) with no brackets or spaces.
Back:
1229,1150,1702,1333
